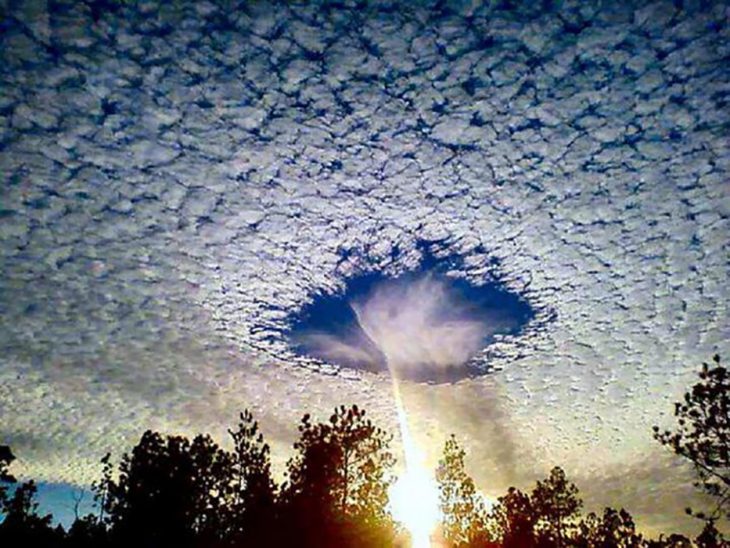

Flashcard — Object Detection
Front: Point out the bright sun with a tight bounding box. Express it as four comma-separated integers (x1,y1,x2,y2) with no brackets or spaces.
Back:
388,457,441,548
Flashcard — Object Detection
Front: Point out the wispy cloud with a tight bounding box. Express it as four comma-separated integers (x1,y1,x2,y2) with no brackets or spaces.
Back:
295,275,523,382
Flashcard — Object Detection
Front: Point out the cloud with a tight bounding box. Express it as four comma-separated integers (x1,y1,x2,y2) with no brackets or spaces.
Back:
353,276,490,376
354,275,513,381
293,329,387,373
0,0,727,537
292,273,533,382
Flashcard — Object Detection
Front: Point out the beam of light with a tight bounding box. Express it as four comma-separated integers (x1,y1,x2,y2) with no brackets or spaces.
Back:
293,273,518,544
348,277,453,546
386,377,441,548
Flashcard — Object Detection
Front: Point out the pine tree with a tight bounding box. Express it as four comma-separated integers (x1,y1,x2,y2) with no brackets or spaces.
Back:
576,507,644,547
99,430,236,547
654,355,730,524
491,486,537,548
531,466,582,547
436,435,495,547
227,409,277,545
279,405,397,547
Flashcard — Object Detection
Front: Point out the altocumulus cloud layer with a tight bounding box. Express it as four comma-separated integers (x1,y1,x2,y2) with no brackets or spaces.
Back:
0,0,728,535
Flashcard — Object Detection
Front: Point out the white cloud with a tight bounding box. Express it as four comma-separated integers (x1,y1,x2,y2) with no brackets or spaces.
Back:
0,0,728,536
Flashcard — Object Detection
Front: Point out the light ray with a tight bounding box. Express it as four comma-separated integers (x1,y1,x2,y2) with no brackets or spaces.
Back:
387,377,441,548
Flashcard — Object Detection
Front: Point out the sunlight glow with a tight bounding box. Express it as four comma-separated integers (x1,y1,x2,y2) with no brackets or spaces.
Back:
387,381,441,548
389,457,441,548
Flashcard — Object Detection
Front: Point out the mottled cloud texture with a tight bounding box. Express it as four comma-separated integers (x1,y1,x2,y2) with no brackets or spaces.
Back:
0,0,728,536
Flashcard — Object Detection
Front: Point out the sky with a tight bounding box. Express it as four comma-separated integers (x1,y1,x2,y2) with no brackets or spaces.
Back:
0,0,728,536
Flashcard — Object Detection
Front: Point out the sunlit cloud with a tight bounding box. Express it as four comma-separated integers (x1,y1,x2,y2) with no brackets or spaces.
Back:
0,0,726,537
293,273,530,382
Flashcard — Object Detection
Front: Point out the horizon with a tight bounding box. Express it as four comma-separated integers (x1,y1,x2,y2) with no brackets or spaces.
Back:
1,0,728,545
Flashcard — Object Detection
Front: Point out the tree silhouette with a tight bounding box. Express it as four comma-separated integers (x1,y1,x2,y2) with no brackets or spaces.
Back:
279,404,397,547
0,446,66,546
0,444,16,505
491,487,537,548
531,466,582,547
694,519,725,548
4,397,729,547
0,445,15,481
576,507,644,547
0,479,64,547
436,435,496,547
99,430,236,547
654,355,730,523
65,513,108,548
226,409,277,546
643,533,693,547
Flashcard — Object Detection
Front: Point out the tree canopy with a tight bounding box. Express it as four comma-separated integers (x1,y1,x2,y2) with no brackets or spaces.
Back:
1,356,728,547
279,404,397,547
98,430,235,547
531,466,582,546
654,354,730,523
226,409,277,545
436,435,494,547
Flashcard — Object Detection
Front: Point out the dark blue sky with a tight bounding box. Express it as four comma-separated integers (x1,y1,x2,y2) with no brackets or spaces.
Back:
287,249,536,381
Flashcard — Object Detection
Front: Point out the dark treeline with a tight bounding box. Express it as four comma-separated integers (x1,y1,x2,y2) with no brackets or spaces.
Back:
1,356,728,548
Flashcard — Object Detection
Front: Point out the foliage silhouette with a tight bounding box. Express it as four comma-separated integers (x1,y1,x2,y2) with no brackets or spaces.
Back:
0,444,16,506
0,479,64,547
98,430,236,547
226,409,277,546
436,435,495,547
695,520,725,548
531,466,582,546
435,430,727,548
64,513,108,548
490,485,538,547
0,445,15,483
89,410,285,548
654,355,730,524
1,356,728,547
576,507,644,547
278,404,398,547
